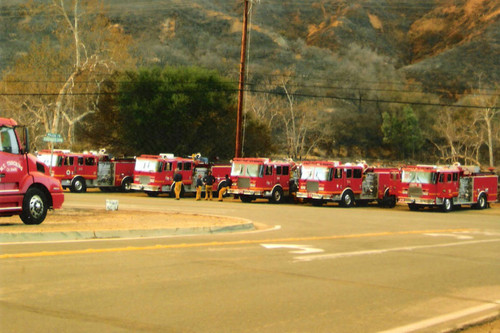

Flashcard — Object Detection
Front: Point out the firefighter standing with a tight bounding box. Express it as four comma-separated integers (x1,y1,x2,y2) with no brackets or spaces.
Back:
173,169,183,200
203,170,216,200
218,175,232,201
195,174,203,201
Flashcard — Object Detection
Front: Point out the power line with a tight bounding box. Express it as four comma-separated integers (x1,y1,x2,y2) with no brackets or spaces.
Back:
1,88,498,110
2,78,498,97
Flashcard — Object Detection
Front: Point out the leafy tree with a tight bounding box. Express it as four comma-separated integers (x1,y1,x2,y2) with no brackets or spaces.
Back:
381,106,424,160
117,66,271,160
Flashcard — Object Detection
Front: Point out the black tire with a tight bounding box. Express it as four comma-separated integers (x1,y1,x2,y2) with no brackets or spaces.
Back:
408,203,420,211
20,188,48,225
355,200,369,207
380,192,396,208
240,195,253,203
121,178,132,192
340,190,354,207
312,199,323,207
146,191,159,197
386,195,397,208
475,193,488,210
270,187,284,203
442,198,453,212
71,177,86,193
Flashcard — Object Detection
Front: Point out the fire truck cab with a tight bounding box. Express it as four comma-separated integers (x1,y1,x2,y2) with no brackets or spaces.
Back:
131,153,230,197
37,150,135,193
0,118,64,224
296,161,400,207
227,158,297,203
398,164,498,212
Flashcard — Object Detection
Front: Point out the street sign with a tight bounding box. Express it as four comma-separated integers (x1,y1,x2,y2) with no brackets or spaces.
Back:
43,133,63,143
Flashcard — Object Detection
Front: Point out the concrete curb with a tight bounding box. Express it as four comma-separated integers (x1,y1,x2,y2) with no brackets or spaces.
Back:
0,222,255,243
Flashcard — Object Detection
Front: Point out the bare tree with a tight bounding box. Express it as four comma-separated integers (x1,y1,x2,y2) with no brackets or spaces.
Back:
460,81,499,167
429,107,483,165
1,0,136,149
271,70,326,159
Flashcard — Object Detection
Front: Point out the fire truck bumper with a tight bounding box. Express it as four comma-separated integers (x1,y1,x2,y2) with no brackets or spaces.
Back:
297,192,341,200
296,192,324,199
131,184,160,192
399,197,436,205
228,189,263,196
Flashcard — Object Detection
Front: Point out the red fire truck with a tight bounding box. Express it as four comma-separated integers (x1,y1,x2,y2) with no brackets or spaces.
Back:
227,158,298,203
131,153,231,197
296,161,400,207
37,150,136,193
398,164,498,212
0,118,64,224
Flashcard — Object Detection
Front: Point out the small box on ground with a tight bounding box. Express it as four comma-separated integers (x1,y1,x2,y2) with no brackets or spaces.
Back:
106,199,119,211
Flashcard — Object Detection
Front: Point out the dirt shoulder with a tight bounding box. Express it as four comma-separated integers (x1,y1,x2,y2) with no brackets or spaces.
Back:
0,208,251,234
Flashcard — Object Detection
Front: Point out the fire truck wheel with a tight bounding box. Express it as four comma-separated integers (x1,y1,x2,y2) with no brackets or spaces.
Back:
340,190,354,208
408,203,420,211
270,187,284,203
146,191,159,197
240,195,253,203
475,194,488,210
121,178,132,192
20,188,48,225
355,200,369,207
380,193,396,208
71,177,87,193
312,199,323,207
442,198,453,212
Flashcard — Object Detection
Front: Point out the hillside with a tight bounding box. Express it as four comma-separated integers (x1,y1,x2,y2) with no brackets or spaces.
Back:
109,0,500,94
1,0,499,94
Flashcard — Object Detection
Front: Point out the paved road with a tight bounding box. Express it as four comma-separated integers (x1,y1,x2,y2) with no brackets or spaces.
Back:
1,192,499,332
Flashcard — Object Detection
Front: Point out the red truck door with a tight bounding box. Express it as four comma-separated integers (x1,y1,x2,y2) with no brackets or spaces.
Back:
0,126,27,206
344,167,354,191
180,161,193,185
276,165,289,190
81,156,97,178
264,164,275,188
61,155,77,178
437,172,457,198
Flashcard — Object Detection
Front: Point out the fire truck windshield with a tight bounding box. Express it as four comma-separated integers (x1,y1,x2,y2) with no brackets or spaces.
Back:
300,166,329,181
37,154,58,167
231,163,264,177
401,170,437,184
135,159,159,172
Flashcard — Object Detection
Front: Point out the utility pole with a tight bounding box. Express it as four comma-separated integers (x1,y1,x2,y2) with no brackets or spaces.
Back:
235,0,249,158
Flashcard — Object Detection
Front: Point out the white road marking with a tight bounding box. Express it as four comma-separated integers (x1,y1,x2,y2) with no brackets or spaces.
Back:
294,238,500,262
379,300,500,333
261,244,324,254
424,233,474,240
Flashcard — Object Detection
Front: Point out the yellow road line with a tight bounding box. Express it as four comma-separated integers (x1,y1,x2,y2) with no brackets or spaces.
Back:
0,229,474,260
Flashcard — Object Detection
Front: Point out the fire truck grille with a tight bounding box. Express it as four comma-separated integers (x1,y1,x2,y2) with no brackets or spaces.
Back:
306,181,319,192
139,176,151,185
408,186,423,198
237,178,250,189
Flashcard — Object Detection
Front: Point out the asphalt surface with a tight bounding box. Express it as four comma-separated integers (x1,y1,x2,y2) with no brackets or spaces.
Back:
1,191,499,332
0,194,255,243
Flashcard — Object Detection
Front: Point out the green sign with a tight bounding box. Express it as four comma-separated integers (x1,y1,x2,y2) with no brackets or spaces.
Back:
43,133,63,143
